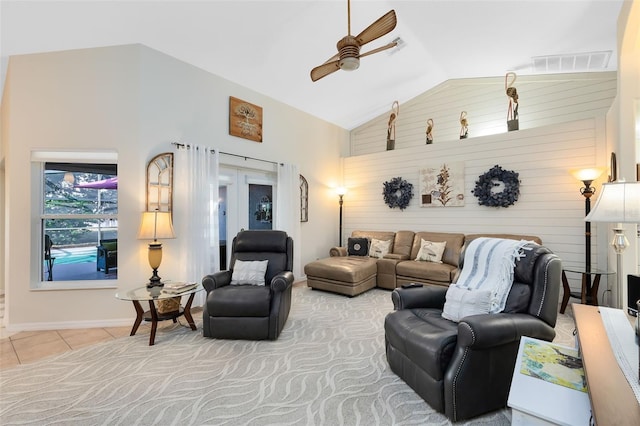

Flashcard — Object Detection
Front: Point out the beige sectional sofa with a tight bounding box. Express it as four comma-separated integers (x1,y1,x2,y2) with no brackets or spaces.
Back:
304,230,542,297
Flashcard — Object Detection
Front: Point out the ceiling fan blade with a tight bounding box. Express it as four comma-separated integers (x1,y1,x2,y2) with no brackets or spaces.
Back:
358,41,398,59
355,10,396,46
310,60,341,82
323,52,340,64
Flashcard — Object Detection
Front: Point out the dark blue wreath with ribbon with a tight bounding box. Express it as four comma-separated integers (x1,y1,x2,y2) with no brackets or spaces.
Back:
383,177,413,210
472,165,520,208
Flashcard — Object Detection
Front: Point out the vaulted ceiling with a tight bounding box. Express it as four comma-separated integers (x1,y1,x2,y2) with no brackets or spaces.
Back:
0,1,624,129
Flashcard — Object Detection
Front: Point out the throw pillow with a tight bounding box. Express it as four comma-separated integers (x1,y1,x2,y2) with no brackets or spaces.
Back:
415,239,446,263
369,238,392,258
347,237,369,256
230,259,269,286
441,284,492,322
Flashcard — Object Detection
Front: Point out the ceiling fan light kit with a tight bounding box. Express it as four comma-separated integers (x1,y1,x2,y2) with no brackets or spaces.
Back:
311,0,397,81
340,57,360,71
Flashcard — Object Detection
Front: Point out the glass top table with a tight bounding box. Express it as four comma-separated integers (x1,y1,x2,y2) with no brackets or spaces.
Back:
116,283,203,346
560,267,614,314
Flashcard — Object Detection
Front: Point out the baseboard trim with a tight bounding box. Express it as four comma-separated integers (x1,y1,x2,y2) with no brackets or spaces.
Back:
5,318,134,332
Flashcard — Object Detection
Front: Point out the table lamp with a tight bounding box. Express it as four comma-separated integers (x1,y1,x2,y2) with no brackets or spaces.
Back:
585,181,640,309
138,210,175,287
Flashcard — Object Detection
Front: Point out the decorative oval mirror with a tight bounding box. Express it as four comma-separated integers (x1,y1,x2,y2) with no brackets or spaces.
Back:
146,152,173,212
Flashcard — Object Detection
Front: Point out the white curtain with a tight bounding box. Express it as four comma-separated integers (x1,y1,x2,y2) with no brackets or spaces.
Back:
275,163,301,279
174,145,219,306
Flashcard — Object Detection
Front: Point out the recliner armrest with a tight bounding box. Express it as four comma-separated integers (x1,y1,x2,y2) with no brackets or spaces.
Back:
457,313,556,349
271,271,294,292
202,270,232,292
391,286,448,310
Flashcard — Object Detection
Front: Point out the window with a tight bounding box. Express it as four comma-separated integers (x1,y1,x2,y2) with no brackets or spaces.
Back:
41,162,118,282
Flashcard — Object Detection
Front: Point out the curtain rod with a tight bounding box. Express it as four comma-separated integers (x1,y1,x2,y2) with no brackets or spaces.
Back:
172,142,282,166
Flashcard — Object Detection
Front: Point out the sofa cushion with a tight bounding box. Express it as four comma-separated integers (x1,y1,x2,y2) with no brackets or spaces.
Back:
348,237,369,256
410,232,465,267
503,282,531,313
396,260,457,284
392,230,415,257
369,238,392,258
207,285,271,317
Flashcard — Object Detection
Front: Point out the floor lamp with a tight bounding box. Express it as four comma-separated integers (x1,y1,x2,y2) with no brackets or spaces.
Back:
585,181,640,309
571,168,604,272
336,187,346,246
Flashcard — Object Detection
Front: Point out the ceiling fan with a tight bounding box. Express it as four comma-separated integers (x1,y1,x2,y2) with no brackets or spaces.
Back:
310,0,397,82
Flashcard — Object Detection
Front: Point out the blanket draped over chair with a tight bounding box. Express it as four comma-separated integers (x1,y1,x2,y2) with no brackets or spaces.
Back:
443,237,532,321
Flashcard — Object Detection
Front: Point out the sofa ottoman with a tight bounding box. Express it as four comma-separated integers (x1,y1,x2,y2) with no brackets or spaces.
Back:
304,256,377,297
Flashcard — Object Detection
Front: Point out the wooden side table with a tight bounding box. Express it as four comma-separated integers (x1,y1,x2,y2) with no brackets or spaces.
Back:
560,267,613,314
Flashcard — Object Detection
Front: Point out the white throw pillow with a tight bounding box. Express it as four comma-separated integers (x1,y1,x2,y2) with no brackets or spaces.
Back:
230,260,269,286
441,284,492,322
369,238,392,258
415,239,446,263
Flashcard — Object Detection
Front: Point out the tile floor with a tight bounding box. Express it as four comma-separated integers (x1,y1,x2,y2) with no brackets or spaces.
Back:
0,297,203,371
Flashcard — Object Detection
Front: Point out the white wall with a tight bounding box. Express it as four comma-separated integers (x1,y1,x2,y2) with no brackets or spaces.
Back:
1,44,347,330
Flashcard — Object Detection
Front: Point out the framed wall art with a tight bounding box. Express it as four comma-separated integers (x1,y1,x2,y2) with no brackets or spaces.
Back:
229,96,263,142
419,162,465,207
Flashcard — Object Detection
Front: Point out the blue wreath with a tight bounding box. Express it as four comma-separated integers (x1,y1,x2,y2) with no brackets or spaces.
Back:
383,177,413,210
472,165,520,208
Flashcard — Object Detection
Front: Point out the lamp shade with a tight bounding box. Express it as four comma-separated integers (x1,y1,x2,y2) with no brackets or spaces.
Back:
570,167,605,183
336,187,347,196
584,181,640,223
137,211,176,240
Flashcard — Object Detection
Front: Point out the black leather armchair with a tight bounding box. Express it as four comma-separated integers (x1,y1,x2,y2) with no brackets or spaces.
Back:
384,243,561,421
202,230,294,340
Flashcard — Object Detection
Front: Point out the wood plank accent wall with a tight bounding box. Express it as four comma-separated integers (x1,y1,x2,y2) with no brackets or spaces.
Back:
351,72,616,156
344,72,617,296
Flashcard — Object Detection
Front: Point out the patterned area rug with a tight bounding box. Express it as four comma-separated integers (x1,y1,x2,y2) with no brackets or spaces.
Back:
0,286,574,425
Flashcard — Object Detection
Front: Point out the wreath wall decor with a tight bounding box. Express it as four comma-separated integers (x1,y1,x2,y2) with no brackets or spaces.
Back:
472,165,520,208
383,177,413,210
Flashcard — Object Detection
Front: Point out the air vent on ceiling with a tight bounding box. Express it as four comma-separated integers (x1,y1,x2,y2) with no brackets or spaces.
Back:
531,51,612,72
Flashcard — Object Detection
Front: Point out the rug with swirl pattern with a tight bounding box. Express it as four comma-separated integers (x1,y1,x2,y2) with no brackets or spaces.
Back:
0,285,572,425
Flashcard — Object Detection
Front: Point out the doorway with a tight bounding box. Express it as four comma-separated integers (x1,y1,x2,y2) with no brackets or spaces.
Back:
218,166,276,269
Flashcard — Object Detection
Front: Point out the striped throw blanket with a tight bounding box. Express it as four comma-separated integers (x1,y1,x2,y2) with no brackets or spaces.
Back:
442,237,531,322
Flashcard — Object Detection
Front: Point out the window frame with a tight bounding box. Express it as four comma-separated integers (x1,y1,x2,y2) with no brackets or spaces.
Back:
31,151,118,290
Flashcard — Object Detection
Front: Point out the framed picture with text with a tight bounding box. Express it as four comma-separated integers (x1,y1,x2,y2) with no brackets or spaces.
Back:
229,96,263,142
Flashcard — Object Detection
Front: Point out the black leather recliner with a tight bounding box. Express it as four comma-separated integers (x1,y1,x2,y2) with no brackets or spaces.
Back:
202,230,294,340
384,243,561,421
